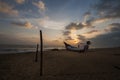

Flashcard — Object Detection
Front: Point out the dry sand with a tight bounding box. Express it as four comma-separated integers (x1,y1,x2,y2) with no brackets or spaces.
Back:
0,48,120,80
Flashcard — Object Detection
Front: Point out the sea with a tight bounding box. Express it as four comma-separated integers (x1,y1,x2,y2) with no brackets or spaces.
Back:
0,45,64,54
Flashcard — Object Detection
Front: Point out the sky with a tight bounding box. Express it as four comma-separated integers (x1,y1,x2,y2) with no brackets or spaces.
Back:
0,0,120,48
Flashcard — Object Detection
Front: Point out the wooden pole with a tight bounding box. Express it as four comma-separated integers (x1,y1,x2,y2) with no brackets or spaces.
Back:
40,30,43,76
35,44,39,62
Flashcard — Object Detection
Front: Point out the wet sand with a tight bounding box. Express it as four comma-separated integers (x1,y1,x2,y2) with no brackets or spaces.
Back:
0,48,120,80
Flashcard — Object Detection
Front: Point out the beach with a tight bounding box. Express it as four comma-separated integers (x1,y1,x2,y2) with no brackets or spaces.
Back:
0,48,120,80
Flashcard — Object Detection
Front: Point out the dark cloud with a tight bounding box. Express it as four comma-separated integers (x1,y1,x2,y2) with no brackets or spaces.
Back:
77,35,86,42
81,0,120,27
90,31,120,48
65,22,83,30
63,30,72,41
86,30,99,34
93,0,120,19
84,12,91,17
63,30,71,36
63,21,94,42
65,36,73,41
65,22,94,30
83,0,120,43
105,23,120,32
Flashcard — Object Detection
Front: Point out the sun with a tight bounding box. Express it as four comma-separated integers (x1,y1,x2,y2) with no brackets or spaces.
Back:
73,38,79,44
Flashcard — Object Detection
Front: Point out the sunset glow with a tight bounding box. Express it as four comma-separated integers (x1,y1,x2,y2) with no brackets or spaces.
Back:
0,0,120,48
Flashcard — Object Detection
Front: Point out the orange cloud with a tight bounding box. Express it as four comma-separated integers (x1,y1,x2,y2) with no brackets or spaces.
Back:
33,1,46,11
0,1,18,15
11,21,37,29
15,0,25,4
24,21,33,29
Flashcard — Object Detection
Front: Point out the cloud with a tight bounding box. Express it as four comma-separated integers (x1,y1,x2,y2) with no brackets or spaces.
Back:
83,12,91,23
105,23,120,32
77,35,86,42
63,30,71,36
65,22,94,30
63,29,81,44
65,23,81,30
64,36,78,45
62,30,74,42
11,21,36,29
84,12,91,17
89,17,109,25
93,0,120,19
15,0,25,4
90,31,120,48
38,16,67,30
62,30,73,41
81,22,120,48
79,23,120,48
82,16,109,27
0,1,19,15
85,30,99,34
82,29,105,39
63,20,94,44
63,0,120,45
65,36,74,41
80,0,120,28
63,20,94,43
33,1,46,11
